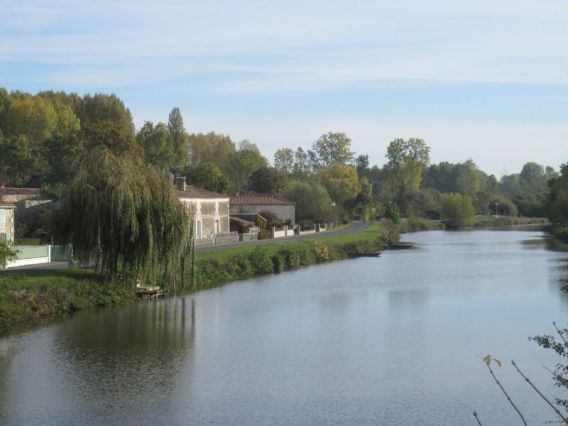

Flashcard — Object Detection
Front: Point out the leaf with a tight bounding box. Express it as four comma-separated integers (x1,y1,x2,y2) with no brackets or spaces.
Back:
482,354,502,367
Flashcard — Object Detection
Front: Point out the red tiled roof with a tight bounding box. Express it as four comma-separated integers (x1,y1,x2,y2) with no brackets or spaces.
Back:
177,185,229,200
230,194,294,206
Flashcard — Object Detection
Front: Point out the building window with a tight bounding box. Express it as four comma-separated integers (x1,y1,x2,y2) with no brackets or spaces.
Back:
215,220,219,234
0,210,5,227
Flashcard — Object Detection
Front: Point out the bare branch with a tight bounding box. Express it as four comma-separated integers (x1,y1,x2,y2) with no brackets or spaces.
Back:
512,360,568,425
485,362,528,425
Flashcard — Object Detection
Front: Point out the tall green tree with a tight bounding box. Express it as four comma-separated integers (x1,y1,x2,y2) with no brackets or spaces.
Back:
0,134,43,186
312,131,354,167
168,107,189,168
79,94,139,156
247,166,285,194
274,148,294,174
56,147,193,286
319,164,360,206
188,132,236,167
1,94,57,145
183,163,229,194
284,181,333,224
225,149,268,192
441,193,475,228
547,163,568,226
137,121,175,170
383,138,430,210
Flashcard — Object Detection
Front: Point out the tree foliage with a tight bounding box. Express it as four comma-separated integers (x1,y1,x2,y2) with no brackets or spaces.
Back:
137,121,175,170
319,164,360,206
547,163,568,226
247,166,285,194
225,149,268,192
168,107,189,168
183,162,229,194
188,132,236,167
0,242,17,269
56,147,193,286
441,193,475,228
284,181,333,224
312,131,354,168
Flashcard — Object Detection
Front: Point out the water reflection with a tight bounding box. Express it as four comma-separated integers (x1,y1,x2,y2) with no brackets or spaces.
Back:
1,298,196,425
3,230,568,425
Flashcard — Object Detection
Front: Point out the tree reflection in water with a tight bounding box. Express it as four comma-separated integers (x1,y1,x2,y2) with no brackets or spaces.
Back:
51,297,196,421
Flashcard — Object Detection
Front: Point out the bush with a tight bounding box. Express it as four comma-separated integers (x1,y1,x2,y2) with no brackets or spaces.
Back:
441,193,475,228
248,248,274,274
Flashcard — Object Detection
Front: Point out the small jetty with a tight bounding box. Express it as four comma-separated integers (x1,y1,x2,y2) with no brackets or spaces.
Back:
135,285,163,299
358,252,382,258
385,242,415,250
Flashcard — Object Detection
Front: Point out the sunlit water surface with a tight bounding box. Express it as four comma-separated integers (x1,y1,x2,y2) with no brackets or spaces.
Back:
2,230,568,425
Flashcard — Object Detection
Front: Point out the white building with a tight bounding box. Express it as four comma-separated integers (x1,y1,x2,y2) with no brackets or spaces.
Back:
176,178,230,239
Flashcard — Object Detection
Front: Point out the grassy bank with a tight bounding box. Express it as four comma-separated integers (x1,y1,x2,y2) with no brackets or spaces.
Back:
399,218,445,233
0,270,134,335
0,222,387,336
192,222,387,290
397,216,548,234
473,215,548,228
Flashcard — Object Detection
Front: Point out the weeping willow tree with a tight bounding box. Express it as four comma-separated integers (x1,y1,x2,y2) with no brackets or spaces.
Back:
56,147,193,289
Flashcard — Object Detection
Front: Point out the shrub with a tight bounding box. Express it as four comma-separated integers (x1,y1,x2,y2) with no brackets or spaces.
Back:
441,193,475,228
248,249,274,274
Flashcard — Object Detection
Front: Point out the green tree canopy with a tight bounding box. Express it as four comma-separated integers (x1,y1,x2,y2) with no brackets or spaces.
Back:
547,163,568,225
383,138,430,211
1,94,57,145
274,148,294,174
312,131,354,168
137,121,175,170
56,147,193,286
441,193,475,228
319,164,360,206
188,132,236,167
79,94,138,156
225,149,268,192
247,166,285,194
284,181,333,224
183,162,229,194
168,107,189,168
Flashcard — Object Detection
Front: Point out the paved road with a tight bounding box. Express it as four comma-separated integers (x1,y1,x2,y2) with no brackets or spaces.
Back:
0,221,375,274
196,221,373,253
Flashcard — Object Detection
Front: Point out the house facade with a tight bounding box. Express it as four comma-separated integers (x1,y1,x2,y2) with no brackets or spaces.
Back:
176,178,230,239
0,187,43,244
0,204,15,243
229,194,295,224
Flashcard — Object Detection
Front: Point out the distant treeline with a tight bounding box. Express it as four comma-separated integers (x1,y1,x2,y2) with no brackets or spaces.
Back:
0,88,566,230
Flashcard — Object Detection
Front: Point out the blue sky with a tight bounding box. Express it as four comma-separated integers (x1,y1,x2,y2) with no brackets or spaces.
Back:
1,0,567,176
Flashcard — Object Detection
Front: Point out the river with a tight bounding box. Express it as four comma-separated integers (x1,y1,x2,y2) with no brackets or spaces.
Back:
1,230,568,425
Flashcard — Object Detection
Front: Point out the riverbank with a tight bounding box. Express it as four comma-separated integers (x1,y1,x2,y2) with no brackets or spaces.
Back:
192,222,387,290
398,216,548,234
0,270,135,335
0,222,388,336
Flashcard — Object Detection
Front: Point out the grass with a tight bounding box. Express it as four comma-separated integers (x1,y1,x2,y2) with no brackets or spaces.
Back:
0,222,388,336
192,222,388,291
0,269,134,336
474,216,548,228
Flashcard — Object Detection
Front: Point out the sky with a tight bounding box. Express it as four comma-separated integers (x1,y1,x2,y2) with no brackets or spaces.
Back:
1,0,567,176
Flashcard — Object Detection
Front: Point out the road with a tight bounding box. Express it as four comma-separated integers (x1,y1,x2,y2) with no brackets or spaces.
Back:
196,221,373,253
0,221,375,274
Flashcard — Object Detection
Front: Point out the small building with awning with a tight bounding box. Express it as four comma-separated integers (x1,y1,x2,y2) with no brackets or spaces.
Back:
229,194,295,225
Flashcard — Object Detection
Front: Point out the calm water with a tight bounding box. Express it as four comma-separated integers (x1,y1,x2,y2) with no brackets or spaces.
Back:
2,230,568,425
